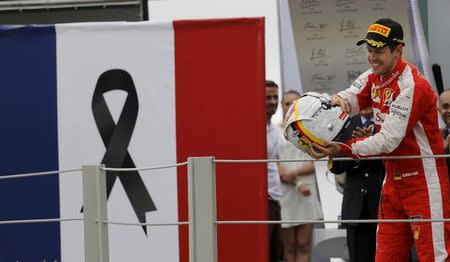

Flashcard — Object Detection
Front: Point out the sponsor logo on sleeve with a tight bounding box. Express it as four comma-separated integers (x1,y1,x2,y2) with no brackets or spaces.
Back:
390,103,409,119
338,111,348,120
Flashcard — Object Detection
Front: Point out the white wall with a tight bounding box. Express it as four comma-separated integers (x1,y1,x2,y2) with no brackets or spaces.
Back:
428,0,450,90
148,0,285,124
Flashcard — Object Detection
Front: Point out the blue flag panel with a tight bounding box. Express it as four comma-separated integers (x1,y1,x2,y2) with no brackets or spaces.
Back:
0,26,60,262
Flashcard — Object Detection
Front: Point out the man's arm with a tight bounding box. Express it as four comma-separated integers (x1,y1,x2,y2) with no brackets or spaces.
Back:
342,67,427,157
334,69,373,115
278,162,315,184
443,129,450,152
352,84,424,156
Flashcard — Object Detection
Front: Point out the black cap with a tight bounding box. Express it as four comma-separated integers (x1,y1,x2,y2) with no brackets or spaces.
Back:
356,18,405,48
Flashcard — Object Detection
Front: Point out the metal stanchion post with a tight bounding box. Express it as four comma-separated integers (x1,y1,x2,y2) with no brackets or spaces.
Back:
188,157,217,262
82,165,110,262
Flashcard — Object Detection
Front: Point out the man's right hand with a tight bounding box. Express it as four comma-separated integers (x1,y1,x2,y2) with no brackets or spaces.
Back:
445,133,450,151
297,183,311,196
352,126,373,138
331,94,351,113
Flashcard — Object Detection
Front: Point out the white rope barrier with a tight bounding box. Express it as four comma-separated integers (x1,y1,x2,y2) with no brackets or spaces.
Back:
0,155,446,177
2,217,450,226
0,154,437,178
216,218,450,225
101,161,188,172
103,220,189,226
214,154,450,163
0,168,82,180
1,156,450,262
0,217,84,225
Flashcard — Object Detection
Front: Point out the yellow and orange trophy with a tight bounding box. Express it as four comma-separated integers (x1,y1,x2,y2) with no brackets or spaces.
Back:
283,92,350,153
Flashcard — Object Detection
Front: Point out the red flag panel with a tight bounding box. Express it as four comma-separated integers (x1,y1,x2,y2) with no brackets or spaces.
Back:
174,18,268,262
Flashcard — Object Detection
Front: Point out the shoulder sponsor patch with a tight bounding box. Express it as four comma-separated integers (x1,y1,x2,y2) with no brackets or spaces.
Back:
351,79,363,89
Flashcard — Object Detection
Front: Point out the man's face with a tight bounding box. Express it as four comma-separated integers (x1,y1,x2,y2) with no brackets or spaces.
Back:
265,86,278,118
281,92,300,117
439,91,450,127
367,45,401,77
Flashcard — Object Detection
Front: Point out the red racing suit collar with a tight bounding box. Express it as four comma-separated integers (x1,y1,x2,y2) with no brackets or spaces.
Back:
374,58,407,89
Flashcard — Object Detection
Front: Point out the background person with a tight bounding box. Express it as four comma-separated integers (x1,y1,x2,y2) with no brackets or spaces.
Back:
328,107,384,262
439,89,450,176
265,80,283,262
308,18,450,261
278,90,323,262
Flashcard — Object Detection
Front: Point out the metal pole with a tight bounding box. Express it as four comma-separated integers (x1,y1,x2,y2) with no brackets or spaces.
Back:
188,157,217,262
82,165,110,262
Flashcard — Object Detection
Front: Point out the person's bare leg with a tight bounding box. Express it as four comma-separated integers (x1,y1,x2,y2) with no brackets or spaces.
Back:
281,226,297,262
296,224,313,262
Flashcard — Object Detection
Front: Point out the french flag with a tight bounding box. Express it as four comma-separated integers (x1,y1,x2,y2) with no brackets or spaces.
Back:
0,19,268,262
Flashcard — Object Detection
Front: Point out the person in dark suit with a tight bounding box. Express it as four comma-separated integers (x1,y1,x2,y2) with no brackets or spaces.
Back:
439,89,450,176
328,107,385,262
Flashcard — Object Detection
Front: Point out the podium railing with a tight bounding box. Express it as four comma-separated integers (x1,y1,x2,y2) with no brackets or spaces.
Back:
2,155,450,262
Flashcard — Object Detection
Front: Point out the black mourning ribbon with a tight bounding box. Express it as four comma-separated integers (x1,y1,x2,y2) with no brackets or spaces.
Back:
91,69,157,235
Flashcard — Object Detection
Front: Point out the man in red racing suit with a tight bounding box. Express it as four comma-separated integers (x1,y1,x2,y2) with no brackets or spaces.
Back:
310,18,450,261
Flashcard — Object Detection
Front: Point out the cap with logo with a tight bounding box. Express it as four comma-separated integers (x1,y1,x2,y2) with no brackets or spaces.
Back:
356,18,405,48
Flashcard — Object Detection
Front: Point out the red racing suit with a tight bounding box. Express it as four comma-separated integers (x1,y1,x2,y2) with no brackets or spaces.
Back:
337,59,450,261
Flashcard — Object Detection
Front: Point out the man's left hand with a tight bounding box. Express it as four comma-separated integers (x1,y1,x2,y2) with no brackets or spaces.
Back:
307,142,341,159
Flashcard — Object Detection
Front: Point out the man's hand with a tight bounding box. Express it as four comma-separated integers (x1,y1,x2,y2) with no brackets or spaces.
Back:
445,133,450,151
352,126,373,138
297,183,311,196
331,95,351,113
307,142,341,159
279,169,297,184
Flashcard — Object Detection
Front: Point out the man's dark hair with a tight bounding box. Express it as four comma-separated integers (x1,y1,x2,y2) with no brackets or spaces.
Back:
265,80,278,88
387,43,402,52
284,90,300,97
281,90,300,103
